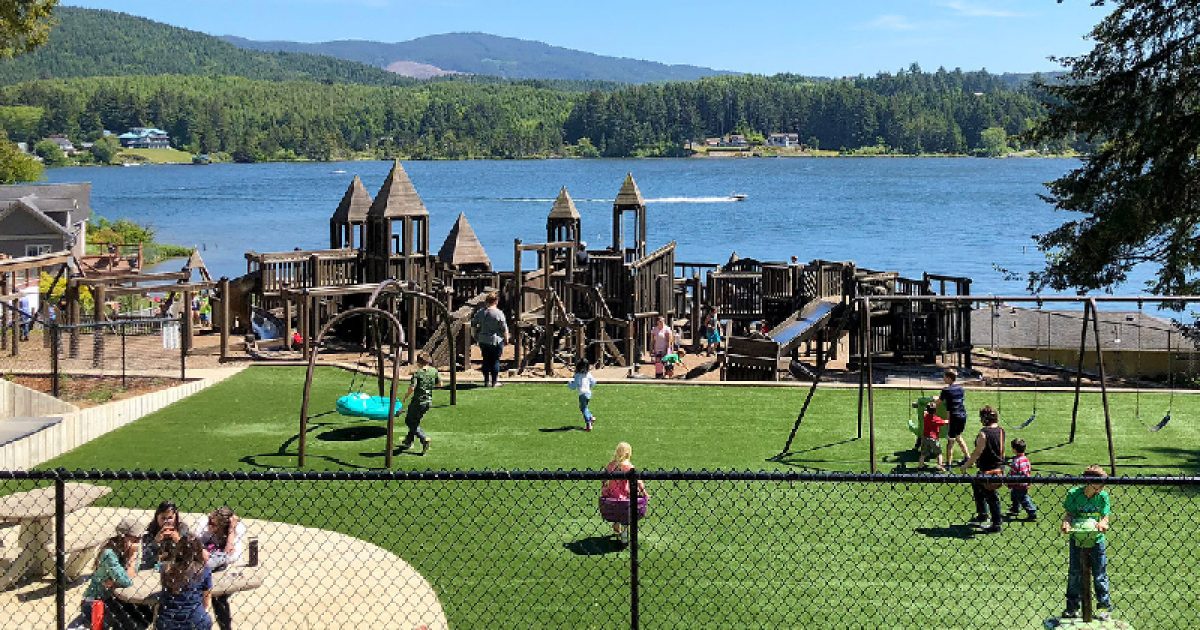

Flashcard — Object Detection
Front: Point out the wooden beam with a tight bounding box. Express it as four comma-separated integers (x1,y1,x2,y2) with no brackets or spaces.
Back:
103,281,216,297
73,271,190,286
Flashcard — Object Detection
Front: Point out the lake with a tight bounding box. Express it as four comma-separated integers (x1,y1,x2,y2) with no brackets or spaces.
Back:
45,157,1133,297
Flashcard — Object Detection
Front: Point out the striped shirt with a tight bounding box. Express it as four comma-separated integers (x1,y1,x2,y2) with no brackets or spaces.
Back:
1007,453,1031,489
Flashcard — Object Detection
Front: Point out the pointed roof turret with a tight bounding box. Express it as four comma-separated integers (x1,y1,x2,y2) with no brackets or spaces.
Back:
331,175,372,224
548,186,580,219
369,160,428,218
726,251,740,266
438,213,491,269
614,172,644,206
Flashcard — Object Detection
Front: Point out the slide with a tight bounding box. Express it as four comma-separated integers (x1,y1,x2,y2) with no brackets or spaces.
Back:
769,298,841,356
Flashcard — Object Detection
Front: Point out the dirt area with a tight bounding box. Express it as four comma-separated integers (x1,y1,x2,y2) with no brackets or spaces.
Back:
6,374,185,407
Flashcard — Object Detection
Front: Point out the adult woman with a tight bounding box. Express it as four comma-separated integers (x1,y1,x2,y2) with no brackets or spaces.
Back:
81,517,147,630
960,405,1006,534
650,316,674,379
194,507,247,630
142,501,191,570
599,442,649,545
156,534,213,630
471,292,509,387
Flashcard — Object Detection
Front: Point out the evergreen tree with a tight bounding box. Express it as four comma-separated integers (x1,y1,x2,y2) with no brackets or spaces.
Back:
1030,0,1200,295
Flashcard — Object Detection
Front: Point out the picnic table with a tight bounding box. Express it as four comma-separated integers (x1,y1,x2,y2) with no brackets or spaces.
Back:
114,565,265,606
0,483,112,590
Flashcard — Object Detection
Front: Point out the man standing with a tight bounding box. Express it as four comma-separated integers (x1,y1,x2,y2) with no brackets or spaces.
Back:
471,292,509,387
17,291,37,341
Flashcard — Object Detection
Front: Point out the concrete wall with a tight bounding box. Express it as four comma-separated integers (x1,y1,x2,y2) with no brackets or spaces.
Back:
0,379,76,419
0,372,238,470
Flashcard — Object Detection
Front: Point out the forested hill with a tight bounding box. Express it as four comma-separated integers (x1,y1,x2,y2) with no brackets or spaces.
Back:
0,7,410,87
221,33,733,83
0,69,1058,161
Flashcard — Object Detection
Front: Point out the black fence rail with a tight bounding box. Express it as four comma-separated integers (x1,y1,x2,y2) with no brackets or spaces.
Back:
0,310,186,404
0,470,1196,629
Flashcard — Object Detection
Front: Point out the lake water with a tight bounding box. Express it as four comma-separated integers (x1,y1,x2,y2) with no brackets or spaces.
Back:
45,157,1140,297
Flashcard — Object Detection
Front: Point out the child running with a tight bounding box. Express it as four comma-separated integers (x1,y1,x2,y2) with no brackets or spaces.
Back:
568,359,598,431
1061,465,1113,620
1005,438,1037,521
935,369,970,467
916,400,948,471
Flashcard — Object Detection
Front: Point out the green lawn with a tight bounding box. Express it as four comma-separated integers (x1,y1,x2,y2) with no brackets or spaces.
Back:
38,367,1200,629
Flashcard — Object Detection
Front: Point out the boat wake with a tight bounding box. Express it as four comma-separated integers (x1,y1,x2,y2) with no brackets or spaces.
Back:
646,196,744,203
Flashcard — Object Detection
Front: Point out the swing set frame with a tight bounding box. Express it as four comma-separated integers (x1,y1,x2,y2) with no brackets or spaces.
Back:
779,294,1200,475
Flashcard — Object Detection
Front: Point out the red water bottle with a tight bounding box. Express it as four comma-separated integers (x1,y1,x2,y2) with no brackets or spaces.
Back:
90,599,105,630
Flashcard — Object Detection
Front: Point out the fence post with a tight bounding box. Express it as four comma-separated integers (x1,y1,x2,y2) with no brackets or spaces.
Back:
54,476,66,630
1080,546,1093,623
180,313,187,381
121,322,127,389
50,323,60,398
628,467,640,630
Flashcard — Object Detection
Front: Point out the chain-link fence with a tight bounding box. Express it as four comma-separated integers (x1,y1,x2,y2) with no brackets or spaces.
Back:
0,470,1196,629
1,307,186,405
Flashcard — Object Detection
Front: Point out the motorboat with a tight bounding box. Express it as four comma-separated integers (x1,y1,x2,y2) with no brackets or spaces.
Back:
731,193,748,201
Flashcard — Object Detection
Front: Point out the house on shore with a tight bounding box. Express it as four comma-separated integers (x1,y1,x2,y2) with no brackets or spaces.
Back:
0,183,91,259
46,134,77,155
117,127,171,149
767,132,800,147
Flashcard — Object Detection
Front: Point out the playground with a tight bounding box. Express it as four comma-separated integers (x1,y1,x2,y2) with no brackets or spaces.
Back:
29,366,1200,628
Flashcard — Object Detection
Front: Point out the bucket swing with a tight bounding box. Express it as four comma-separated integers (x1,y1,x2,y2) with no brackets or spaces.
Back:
1018,307,1049,430
334,316,403,420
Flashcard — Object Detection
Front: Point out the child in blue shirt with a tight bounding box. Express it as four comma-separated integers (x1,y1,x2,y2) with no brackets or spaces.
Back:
568,359,598,431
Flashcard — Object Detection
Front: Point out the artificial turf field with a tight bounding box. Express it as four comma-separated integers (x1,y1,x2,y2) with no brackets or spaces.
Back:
39,367,1200,628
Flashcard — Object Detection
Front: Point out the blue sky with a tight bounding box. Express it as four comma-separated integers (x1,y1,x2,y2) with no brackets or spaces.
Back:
63,0,1108,77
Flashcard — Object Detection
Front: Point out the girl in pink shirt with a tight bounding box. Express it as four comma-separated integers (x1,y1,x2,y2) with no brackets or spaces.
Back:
600,442,649,544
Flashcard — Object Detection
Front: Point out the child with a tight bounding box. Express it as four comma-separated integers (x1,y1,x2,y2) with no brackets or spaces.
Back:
935,369,970,467
704,313,723,356
916,400,948,471
1005,438,1037,520
81,517,144,630
1060,465,1113,620
401,353,441,455
599,442,649,545
660,348,684,378
568,359,598,431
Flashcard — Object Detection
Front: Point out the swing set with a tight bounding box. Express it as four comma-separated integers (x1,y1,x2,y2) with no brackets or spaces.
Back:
298,280,458,468
776,294,1200,475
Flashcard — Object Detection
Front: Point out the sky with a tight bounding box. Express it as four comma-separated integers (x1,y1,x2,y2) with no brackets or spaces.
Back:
62,0,1109,77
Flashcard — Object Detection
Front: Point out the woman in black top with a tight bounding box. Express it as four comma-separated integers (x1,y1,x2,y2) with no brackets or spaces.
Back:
960,406,1006,533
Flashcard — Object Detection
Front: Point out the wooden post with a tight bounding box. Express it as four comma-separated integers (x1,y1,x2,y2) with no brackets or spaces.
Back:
92,285,106,369
300,294,310,359
1070,301,1091,444
691,273,701,353
1081,546,1094,622
407,290,417,366
543,246,554,376
219,278,230,361
282,288,293,352
513,239,523,372
1088,298,1118,475
865,297,876,473
182,290,194,354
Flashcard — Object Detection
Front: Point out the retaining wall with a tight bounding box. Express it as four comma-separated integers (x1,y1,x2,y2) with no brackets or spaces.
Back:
0,380,76,419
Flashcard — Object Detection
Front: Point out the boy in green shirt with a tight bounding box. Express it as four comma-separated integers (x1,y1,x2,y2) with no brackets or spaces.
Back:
401,353,441,455
1060,465,1113,620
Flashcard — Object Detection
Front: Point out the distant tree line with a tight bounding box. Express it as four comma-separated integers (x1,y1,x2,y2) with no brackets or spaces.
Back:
0,67,1073,162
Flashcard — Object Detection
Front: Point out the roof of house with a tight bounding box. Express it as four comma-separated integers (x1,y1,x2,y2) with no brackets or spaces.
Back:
330,175,372,224
614,172,644,207
0,183,91,223
369,160,428,219
0,197,71,237
547,186,580,220
437,213,491,269
118,128,169,139
970,305,1180,352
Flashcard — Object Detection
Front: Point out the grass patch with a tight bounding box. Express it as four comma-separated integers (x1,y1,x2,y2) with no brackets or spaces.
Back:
38,367,1200,628
116,147,194,164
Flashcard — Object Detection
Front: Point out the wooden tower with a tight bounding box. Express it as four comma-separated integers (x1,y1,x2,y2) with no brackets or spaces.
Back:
438,212,492,273
329,175,372,250
366,160,430,283
546,186,581,244
612,172,646,262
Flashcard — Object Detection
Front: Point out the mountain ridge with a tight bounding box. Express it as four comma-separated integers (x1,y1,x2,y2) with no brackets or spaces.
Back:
219,32,735,83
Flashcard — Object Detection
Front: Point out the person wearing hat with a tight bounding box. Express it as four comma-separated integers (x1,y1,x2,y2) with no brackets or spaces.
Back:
82,516,148,629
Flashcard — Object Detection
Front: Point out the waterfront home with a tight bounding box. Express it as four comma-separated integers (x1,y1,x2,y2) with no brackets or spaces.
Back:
46,134,77,154
117,127,171,149
0,183,91,259
766,132,800,147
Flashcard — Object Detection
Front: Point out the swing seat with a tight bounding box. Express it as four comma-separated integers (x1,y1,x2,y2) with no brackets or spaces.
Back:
336,392,403,420
598,496,649,524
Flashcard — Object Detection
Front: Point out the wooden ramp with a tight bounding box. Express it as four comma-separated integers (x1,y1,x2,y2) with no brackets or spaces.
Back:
769,297,841,356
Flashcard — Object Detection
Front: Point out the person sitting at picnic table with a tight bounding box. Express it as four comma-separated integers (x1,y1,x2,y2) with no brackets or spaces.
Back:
141,501,191,571
81,517,150,630
194,507,247,630
156,533,213,630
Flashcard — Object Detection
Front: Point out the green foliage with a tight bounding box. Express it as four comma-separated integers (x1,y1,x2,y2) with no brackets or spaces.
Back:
979,126,1011,157
89,134,119,164
0,7,410,87
32,137,67,165
0,0,58,59
0,129,42,182
0,104,43,141
1029,0,1200,295
40,270,90,310
88,215,154,244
